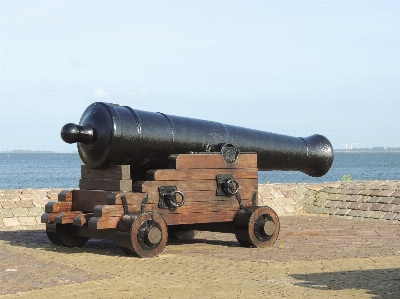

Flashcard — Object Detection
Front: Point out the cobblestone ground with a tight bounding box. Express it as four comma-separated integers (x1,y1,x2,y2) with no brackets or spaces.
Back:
1,215,400,298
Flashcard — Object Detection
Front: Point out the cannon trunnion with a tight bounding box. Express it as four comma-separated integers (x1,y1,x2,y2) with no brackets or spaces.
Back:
42,151,280,257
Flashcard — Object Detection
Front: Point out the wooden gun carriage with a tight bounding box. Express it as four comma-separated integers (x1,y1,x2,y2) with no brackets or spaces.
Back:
42,102,333,257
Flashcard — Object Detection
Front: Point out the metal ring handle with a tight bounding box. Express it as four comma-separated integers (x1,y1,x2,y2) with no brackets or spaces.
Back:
168,190,185,207
223,179,240,195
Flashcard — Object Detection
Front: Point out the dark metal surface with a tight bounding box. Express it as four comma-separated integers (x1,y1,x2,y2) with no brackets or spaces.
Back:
61,102,334,176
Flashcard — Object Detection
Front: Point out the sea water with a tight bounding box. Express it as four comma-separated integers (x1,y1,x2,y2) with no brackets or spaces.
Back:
0,152,399,189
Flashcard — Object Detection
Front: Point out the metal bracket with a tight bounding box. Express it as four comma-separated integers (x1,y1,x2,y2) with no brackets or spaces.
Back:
216,174,240,196
158,186,185,209
252,191,257,206
236,192,244,210
141,193,149,212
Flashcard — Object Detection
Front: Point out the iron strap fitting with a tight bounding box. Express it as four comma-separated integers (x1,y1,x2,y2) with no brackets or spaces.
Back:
158,186,185,209
216,174,240,196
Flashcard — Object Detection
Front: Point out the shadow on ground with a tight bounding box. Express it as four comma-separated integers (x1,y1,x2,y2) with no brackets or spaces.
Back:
291,268,400,298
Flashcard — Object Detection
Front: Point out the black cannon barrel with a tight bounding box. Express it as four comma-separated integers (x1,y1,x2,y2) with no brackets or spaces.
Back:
61,102,334,177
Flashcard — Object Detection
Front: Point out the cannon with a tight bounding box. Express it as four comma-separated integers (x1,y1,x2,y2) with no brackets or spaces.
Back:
42,102,334,257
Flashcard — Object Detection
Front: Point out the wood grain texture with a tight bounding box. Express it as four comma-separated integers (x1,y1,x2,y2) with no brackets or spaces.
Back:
45,201,72,213
54,211,83,224
147,168,258,181
41,212,59,224
88,216,122,229
162,211,238,225
81,165,132,180
72,190,113,212
168,153,257,169
57,190,72,202
73,213,93,226
79,179,132,192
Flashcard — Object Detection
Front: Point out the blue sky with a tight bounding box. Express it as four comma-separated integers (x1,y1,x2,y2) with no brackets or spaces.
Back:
1,1,399,152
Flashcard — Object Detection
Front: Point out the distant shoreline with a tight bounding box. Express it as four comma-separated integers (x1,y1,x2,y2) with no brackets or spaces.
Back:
1,151,78,154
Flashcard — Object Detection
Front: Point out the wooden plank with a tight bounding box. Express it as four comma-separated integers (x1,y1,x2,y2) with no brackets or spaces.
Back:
147,168,258,181
81,165,132,180
168,153,257,170
58,190,72,202
93,205,125,217
162,211,238,225
73,213,93,226
133,178,258,193
88,216,121,229
72,190,113,212
106,192,147,205
41,212,59,224
79,178,132,192
54,211,83,224
45,201,72,213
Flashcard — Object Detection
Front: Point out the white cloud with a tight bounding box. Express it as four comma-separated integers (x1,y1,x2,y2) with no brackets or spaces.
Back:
92,89,109,98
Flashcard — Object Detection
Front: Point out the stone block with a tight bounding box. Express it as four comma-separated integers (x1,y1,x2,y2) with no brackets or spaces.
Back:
270,189,285,199
379,190,394,197
15,200,35,208
381,204,395,212
366,196,381,203
383,212,397,220
370,203,384,211
0,209,14,218
348,210,362,217
326,207,339,215
393,214,400,221
370,211,386,219
283,205,296,214
391,205,400,213
378,197,394,204
336,209,351,216
358,190,373,196
347,195,363,202
0,201,17,209
316,192,329,199
391,198,400,205
337,202,351,209
336,195,350,202
10,208,29,217
314,199,327,207
3,217,20,226
347,202,361,210
359,211,374,218
358,203,373,211
325,201,339,208
303,205,317,214
294,186,308,194
313,207,328,214
391,191,400,197
18,217,38,226
327,193,340,201
369,190,382,196
27,207,45,216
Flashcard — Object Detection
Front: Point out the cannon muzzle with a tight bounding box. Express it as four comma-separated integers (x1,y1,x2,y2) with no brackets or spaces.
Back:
61,102,334,176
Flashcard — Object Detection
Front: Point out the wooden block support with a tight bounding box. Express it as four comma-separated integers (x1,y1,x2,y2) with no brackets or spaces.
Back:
72,190,113,212
45,202,72,213
73,213,93,226
41,212,59,224
168,153,257,169
81,165,132,180
79,179,132,192
88,216,121,229
54,211,83,224
58,190,72,202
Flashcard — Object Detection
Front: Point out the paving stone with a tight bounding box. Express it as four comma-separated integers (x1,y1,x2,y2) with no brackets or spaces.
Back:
359,211,375,218
328,188,341,194
391,205,400,213
391,198,400,205
370,211,386,219
314,199,328,207
0,201,17,209
27,207,45,216
270,189,285,199
358,189,373,196
315,192,329,199
381,204,395,212
347,210,362,217
383,212,397,220
347,189,362,195
303,204,317,214
379,190,394,197
358,203,373,211
336,195,350,202
346,195,363,202
394,214,400,221
0,209,14,218
326,207,339,215
366,196,381,203
369,190,383,196
347,202,361,210
335,209,351,216
10,208,30,217
18,217,38,226
327,193,340,201
294,186,308,194
370,203,384,211
325,201,339,208
378,197,395,204
337,201,351,209
391,191,400,197
313,207,328,214
2,217,20,226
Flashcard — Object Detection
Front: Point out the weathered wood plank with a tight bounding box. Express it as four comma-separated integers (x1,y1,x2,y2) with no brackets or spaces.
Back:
58,190,72,202
79,179,133,192
168,153,257,170
72,190,113,212
41,212,60,224
147,168,258,181
88,216,121,229
106,192,146,205
54,211,83,224
45,201,72,213
162,211,238,225
133,178,258,193
93,205,126,217
81,165,132,180
73,213,93,226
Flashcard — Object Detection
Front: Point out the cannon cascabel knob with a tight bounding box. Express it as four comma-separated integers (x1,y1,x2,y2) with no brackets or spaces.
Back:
61,123,95,145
